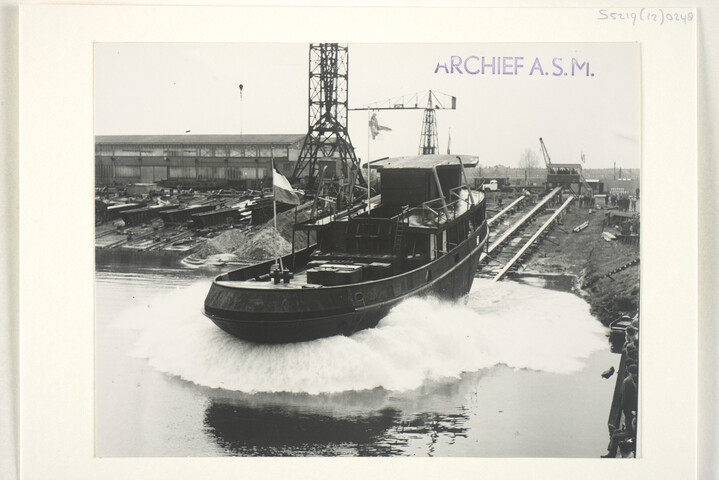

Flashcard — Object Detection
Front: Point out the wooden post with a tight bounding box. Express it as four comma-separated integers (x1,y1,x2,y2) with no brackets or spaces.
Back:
456,155,475,206
432,166,451,218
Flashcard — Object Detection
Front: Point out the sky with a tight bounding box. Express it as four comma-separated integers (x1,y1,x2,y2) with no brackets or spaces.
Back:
95,42,640,170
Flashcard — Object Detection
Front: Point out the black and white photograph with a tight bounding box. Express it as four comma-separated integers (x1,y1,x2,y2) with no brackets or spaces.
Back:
93,41,642,458
11,2,709,477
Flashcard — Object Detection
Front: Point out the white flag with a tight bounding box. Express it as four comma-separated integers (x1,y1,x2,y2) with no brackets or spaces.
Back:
369,112,392,140
273,165,300,205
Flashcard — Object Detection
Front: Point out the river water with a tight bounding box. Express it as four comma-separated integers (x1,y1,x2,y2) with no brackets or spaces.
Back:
95,258,618,457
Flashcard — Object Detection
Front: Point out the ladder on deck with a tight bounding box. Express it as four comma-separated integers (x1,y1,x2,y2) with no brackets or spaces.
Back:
393,221,406,253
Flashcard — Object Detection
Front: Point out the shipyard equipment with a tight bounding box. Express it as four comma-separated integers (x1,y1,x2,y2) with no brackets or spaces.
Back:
291,44,363,191
539,137,592,195
352,90,457,155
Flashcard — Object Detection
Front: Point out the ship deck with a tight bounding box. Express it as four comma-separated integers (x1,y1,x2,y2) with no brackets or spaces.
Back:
216,269,314,289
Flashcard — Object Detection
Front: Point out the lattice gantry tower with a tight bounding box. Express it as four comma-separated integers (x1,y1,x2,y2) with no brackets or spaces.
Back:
291,44,364,187
419,104,439,155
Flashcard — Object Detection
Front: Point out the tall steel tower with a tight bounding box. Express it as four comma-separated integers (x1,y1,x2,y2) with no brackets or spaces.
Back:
291,44,363,188
418,97,439,155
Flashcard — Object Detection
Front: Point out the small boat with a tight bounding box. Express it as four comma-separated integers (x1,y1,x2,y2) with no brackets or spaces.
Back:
609,315,634,332
202,155,489,343
608,314,635,352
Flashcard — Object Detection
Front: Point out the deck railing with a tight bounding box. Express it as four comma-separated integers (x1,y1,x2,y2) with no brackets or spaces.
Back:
395,187,479,228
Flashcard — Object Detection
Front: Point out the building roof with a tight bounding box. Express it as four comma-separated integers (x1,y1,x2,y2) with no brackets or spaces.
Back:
95,134,306,145
548,163,582,168
372,154,479,170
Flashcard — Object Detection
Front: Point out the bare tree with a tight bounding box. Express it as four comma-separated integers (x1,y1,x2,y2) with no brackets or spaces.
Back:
519,149,539,184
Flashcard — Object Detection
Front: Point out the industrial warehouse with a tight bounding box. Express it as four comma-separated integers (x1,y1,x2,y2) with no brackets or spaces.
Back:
95,42,641,460
95,133,305,189
94,133,638,197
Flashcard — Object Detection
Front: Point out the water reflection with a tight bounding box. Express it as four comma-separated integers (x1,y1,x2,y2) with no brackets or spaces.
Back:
203,395,403,456
201,380,473,456
392,411,470,456
96,249,221,277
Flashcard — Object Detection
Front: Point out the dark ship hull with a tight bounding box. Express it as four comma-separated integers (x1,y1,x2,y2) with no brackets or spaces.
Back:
203,226,487,343
203,154,488,343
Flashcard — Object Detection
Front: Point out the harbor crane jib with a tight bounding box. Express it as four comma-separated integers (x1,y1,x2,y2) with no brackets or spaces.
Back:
352,90,457,155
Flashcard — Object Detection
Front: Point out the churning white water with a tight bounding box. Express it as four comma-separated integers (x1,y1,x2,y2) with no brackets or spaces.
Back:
126,279,607,395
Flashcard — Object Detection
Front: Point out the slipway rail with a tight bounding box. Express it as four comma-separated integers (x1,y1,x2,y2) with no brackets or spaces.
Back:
487,195,526,226
479,187,561,264
493,195,575,282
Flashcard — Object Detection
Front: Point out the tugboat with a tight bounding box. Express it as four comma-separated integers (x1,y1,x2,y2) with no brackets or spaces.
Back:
202,154,489,343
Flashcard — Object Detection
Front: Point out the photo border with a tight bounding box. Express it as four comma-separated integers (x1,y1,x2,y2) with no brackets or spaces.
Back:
19,5,697,478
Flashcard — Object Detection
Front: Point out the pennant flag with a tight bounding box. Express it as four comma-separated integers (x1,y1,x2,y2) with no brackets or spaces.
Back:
273,166,300,205
446,128,451,154
369,112,392,140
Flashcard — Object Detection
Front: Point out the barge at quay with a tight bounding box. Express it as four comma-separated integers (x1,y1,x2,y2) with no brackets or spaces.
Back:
202,155,489,343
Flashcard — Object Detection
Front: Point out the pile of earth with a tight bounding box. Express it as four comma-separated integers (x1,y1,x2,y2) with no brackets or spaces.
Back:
192,202,316,263
195,228,246,259
234,227,292,261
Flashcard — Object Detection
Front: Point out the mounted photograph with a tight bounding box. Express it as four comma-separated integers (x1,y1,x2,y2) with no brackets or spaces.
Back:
94,42,640,458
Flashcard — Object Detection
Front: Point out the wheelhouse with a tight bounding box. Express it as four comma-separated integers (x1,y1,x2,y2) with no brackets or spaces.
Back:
293,155,487,286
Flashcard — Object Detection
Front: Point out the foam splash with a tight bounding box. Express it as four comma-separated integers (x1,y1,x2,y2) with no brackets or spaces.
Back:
127,279,607,395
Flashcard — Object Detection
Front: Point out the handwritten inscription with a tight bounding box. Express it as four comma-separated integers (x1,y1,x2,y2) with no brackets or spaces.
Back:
597,8,694,25
434,57,593,77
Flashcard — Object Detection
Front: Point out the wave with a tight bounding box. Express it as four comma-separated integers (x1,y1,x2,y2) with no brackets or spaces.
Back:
128,279,606,394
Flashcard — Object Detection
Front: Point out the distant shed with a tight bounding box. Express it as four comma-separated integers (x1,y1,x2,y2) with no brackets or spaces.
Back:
95,134,306,189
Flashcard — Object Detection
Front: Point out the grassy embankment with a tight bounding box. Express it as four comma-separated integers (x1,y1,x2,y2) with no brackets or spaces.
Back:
522,204,640,326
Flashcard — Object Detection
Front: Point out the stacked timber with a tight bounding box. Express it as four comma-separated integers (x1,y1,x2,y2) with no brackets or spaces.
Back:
159,204,217,224
119,205,176,226
191,208,244,228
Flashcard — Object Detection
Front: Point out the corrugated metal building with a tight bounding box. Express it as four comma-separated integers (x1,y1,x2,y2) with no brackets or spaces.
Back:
95,134,306,188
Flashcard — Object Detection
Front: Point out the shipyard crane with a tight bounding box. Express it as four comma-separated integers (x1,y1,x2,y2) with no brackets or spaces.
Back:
539,137,552,169
291,43,364,193
351,90,457,155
